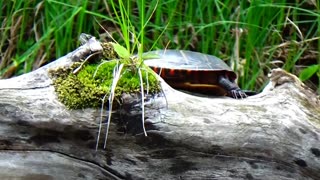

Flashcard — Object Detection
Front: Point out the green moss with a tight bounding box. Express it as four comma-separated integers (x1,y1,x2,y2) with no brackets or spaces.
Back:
50,59,160,109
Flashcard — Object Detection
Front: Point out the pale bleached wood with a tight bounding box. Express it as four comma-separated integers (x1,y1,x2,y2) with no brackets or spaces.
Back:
0,37,319,179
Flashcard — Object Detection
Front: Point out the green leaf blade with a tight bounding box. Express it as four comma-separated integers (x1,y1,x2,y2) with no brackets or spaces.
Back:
111,43,130,59
299,65,319,81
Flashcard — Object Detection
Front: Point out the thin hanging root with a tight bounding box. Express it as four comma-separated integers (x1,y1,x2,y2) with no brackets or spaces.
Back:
103,63,124,149
95,93,108,151
160,83,169,109
73,52,100,74
93,60,111,78
95,62,123,150
138,68,148,137
146,70,149,95
155,67,168,108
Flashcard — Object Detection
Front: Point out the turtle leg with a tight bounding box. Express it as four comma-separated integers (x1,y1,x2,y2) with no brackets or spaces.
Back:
218,75,247,99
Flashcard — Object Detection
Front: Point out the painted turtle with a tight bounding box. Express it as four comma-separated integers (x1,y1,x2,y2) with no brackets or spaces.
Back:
143,50,249,98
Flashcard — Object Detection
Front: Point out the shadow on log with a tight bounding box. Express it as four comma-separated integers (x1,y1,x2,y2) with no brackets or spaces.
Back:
0,39,319,180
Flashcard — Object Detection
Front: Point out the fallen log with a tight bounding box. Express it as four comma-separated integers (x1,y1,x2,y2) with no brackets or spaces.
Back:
0,38,319,180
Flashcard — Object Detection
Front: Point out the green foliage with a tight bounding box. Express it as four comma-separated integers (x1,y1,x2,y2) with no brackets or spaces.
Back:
0,0,96,77
299,64,319,81
111,43,131,59
1,0,319,92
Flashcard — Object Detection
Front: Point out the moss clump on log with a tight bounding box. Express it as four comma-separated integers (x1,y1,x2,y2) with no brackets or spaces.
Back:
49,59,160,109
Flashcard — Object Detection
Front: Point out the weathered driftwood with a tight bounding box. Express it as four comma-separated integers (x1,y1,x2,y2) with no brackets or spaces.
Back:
0,39,319,180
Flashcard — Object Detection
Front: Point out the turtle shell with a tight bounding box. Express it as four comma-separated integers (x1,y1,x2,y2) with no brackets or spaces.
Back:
144,50,238,96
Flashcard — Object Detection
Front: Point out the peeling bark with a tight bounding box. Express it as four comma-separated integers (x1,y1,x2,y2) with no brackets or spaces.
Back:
0,39,319,180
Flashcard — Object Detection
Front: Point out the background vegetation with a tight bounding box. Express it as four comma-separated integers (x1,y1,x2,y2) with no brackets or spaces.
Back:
1,0,319,93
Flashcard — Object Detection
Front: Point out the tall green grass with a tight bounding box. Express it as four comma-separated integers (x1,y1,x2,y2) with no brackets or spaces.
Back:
1,0,319,92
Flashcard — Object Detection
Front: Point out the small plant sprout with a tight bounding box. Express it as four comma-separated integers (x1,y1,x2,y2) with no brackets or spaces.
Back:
95,42,152,150
95,0,164,150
